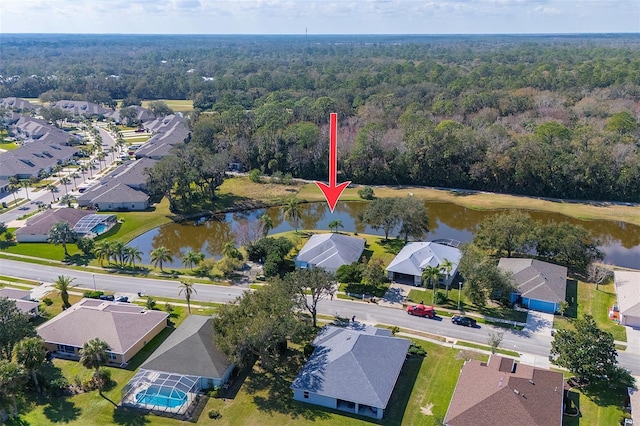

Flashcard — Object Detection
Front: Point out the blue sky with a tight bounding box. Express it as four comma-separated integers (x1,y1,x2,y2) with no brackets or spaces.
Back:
1,0,638,34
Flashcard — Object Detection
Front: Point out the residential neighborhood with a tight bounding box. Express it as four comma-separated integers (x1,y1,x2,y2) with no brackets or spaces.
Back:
1,29,640,426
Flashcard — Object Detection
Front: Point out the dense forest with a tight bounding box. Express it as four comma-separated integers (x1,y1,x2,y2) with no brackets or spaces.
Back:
1,34,639,202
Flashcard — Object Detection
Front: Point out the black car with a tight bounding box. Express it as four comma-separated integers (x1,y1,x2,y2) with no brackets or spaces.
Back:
451,315,477,327
99,294,115,301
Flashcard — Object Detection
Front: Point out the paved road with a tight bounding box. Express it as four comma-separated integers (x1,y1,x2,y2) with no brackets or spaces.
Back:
2,257,639,374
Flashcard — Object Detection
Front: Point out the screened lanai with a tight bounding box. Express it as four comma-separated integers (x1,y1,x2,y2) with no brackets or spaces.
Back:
120,369,200,415
73,214,117,238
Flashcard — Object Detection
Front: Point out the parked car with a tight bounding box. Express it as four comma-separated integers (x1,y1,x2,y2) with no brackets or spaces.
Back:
451,315,477,327
115,296,129,303
407,304,436,318
99,294,115,301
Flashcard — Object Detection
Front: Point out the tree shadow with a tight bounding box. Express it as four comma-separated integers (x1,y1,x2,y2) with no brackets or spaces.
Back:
564,279,578,318
112,407,151,426
563,389,581,426
65,253,92,266
245,349,331,421
384,356,424,425
42,398,82,423
377,238,405,255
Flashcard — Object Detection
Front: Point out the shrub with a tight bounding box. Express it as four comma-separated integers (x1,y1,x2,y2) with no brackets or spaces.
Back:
145,297,157,310
42,298,53,306
208,409,222,419
303,343,315,357
336,262,363,284
434,291,448,305
83,290,104,299
248,169,262,183
408,342,427,357
164,303,174,314
358,186,375,200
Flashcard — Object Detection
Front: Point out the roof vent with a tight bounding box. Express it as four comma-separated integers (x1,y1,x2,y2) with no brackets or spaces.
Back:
346,334,352,340
513,389,520,395
529,380,535,385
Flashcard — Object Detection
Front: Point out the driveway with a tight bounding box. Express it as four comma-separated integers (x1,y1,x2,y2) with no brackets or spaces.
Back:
524,310,554,336
625,327,640,353
381,282,415,307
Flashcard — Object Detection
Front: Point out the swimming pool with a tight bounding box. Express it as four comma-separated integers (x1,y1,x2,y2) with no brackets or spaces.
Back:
135,386,187,409
91,223,108,234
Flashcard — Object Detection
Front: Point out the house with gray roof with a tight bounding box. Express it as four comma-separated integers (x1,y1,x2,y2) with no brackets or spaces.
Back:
498,258,567,314
77,180,150,211
105,105,154,124
0,288,39,317
291,325,410,419
0,97,38,112
0,142,77,180
49,100,109,117
295,233,366,273
13,116,76,146
444,355,564,426
15,207,92,242
386,241,462,287
614,270,640,327
139,315,233,390
37,298,168,366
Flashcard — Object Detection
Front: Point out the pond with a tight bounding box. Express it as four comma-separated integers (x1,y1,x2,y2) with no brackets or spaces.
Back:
127,201,640,269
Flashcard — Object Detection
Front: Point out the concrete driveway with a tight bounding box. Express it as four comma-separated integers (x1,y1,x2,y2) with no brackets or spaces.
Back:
524,310,554,336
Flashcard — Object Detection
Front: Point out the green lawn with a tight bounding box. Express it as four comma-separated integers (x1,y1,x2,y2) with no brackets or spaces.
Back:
562,377,629,426
0,141,19,150
553,279,626,342
407,289,529,324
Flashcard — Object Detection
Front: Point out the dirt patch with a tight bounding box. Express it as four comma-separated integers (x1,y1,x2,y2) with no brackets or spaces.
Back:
420,403,434,415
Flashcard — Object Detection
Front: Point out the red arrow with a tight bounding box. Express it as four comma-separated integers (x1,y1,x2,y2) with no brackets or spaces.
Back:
316,113,351,212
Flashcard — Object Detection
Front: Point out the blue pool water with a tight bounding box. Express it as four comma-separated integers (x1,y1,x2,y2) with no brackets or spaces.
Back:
135,386,187,408
91,223,108,234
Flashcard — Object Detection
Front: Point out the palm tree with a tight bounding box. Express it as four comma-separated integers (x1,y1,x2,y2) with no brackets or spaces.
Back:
421,265,443,299
97,152,107,172
178,280,197,314
80,338,110,375
124,246,143,268
80,338,110,394
222,242,241,260
150,246,173,272
48,221,77,257
0,360,26,418
14,336,46,393
23,180,31,201
260,214,273,237
60,177,71,195
328,220,344,233
108,240,125,266
54,275,75,308
182,250,205,270
70,172,80,189
60,194,76,208
93,240,110,266
47,184,58,203
281,197,303,233
79,164,88,181
440,258,454,298
7,183,19,206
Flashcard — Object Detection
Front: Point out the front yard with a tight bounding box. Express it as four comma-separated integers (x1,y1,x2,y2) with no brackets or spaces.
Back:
553,279,626,342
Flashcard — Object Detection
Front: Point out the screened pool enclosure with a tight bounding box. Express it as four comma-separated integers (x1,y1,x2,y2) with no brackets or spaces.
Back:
121,370,200,415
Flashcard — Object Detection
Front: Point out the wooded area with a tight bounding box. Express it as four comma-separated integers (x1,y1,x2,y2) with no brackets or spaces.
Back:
1,34,639,202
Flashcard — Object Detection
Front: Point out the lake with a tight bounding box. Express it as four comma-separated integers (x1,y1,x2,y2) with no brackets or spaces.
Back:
127,201,640,269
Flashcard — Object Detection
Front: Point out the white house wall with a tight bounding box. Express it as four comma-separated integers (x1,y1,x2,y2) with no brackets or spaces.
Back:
293,390,337,410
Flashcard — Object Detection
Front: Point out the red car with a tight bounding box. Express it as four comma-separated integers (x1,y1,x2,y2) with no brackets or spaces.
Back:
407,304,436,318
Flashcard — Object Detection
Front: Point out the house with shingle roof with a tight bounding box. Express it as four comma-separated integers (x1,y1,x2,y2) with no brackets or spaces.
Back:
0,97,38,112
0,142,77,180
444,355,564,426
0,288,39,317
291,325,410,419
385,241,462,287
614,270,640,327
37,298,168,366
49,100,108,117
77,180,150,211
295,233,366,273
498,258,567,313
15,207,92,242
139,315,233,389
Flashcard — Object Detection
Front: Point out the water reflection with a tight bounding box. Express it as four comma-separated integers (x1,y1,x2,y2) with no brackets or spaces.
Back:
127,201,640,269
